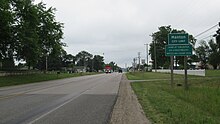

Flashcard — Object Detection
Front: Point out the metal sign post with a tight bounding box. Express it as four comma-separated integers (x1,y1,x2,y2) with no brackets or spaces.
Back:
171,56,174,88
184,56,188,90
166,33,192,89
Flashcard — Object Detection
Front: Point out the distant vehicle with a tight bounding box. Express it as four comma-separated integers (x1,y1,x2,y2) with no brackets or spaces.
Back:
118,68,122,73
105,65,112,74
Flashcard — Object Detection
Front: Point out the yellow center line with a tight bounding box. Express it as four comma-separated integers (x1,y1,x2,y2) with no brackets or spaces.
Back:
0,89,37,100
0,80,78,100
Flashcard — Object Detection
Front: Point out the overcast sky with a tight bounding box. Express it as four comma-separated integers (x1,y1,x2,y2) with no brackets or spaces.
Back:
35,0,220,67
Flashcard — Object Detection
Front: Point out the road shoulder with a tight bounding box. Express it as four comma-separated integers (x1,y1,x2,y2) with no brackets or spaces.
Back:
110,74,151,124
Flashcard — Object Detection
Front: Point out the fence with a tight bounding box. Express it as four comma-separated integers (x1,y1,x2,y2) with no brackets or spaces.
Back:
0,71,57,77
152,69,205,76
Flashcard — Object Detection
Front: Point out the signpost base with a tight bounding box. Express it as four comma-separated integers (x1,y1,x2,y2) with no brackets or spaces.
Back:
184,56,188,90
167,33,192,90
171,56,174,88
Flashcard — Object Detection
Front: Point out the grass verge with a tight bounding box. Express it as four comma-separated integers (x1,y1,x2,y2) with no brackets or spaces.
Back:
0,72,100,87
128,70,220,123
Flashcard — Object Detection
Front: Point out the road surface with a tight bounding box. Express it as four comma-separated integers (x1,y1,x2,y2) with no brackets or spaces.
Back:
0,73,122,124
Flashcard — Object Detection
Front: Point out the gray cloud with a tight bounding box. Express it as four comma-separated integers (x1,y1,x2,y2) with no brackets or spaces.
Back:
36,0,220,67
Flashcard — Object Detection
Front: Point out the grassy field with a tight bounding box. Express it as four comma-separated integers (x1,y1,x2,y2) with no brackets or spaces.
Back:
0,72,100,87
127,70,220,124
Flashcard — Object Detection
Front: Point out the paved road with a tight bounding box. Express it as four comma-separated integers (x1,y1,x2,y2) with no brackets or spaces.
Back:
0,73,122,124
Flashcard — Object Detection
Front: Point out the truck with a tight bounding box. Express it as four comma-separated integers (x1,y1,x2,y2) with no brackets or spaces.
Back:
105,65,112,73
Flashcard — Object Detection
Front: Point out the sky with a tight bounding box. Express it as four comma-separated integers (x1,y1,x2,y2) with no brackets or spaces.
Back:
35,0,220,67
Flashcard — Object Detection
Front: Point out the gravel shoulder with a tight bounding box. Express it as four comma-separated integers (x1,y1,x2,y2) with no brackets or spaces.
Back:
110,74,151,124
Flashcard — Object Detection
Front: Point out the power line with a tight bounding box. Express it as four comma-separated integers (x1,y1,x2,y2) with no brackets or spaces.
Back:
199,35,213,41
196,31,216,41
195,24,218,38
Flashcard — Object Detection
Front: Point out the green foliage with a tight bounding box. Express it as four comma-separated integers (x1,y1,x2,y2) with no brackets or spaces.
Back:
209,52,220,69
196,39,220,69
195,40,210,69
1,57,15,70
74,51,106,72
149,26,171,69
208,40,220,69
93,55,104,72
13,0,40,68
0,0,64,70
75,51,93,67
215,27,220,48
62,53,75,68
35,2,64,70
107,61,120,71
0,0,14,64
130,71,220,123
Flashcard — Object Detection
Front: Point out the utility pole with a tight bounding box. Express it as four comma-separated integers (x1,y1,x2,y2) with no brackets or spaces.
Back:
133,58,136,72
154,40,157,72
138,52,141,71
144,43,148,71
45,55,48,73
0,61,2,70
92,59,94,72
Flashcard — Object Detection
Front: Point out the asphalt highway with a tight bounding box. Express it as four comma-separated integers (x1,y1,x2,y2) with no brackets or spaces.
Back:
0,73,122,124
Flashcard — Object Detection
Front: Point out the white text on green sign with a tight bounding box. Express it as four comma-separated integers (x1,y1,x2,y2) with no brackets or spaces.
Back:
165,45,192,56
168,33,189,45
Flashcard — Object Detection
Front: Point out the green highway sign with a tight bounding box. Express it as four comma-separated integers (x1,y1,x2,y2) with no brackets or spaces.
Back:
165,45,192,56
168,33,189,45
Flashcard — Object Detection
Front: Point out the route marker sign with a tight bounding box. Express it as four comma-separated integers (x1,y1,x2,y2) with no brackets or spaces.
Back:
168,33,189,45
165,44,192,56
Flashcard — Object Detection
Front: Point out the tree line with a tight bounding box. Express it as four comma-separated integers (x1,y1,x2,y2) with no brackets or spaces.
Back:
0,0,64,70
0,0,119,72
69,51,119,72
149,25,220,69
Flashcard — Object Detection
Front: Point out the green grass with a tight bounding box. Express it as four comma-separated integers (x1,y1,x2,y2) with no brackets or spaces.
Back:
0,72,100,87
126,71,196,80
128,70,220,124
206,70,220,77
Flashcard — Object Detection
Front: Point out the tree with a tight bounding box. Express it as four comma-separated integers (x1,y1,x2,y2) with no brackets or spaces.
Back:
0,0,65,71
75,51,93,68
0,0,15,70
13,0,40,69
188,54,199,69
149,26,171,69
62,52,75,68
211,24,220,69
215,24,220,48
36,2,64,70
208,39,220,69
37,2,64,59
93,55,104,72
195,40,210,69
107,61,119,71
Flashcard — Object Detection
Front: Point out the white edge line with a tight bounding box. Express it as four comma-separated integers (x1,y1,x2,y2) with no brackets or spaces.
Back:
28,96,76,124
